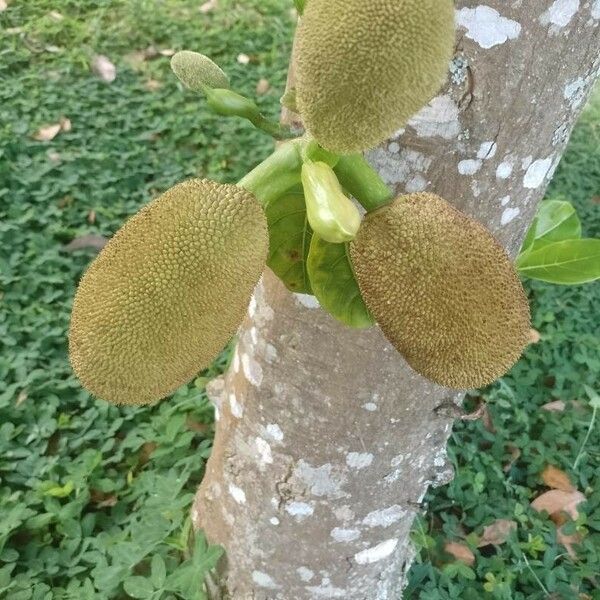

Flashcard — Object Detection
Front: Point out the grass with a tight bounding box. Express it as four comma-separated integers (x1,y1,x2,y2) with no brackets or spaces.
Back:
0,1,598,599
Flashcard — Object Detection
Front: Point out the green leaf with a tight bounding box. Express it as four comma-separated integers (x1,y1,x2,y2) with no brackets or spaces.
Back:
150,554,167,589
265,188,313,294
584,385,600,410
520,200,581,254
307,235,374,329
123,576,155,598
39,480,74,498
516,239,600,284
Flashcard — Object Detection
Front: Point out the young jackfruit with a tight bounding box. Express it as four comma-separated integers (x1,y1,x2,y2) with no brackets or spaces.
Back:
294,0,456,153
170,50,230,91
69,179,268,406
350,194,530,389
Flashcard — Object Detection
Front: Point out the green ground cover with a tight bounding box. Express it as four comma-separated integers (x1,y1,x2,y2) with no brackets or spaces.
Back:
0,1,598,598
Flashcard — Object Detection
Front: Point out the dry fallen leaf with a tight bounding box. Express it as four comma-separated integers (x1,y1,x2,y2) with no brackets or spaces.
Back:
542,400,566,412
90,489,118,508
16,389,28,407
541,465,575,492
528,328,541,344
557,526,581,559
144,79,162,92
48,10,63,20
531,489,585,523
503,443,521,473
0,0,8,12
478,519,517,547
59,116,72,132
237,53,250,65
256,78,270,95
92,55,117,83
87,210,96,225
33,123,61,142
159,48,175,57
444,542,475,566
63,234,108,253
47,150,61,162
200,0,218,13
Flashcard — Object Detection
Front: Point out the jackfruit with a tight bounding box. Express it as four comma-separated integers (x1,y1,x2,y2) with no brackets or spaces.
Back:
69,179,268,406
294,0,456,153
171,50,230,91
350,194,530,389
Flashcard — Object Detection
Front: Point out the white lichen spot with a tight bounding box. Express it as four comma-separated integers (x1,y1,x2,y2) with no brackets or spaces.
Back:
477,141,498,160
270,517,280,526
458,159,482,175
265,423,284,442
285,501,314,519
408,95,461,139
449,55,468,85
295,461,345,498
294,293,320,309
331,527,361,543
456,6,522,49
241,353,263,387
346,452,374,470
297,567,314,582
363,505,406,528
501,207,521,225
354,539,399,565
255,437,273,464
191,508,199,524
521,155,533,170
306,583,347,598
500,195,511,206
593,0,600,18
405,174,428,193
252,571,281,590
248,294,257,317
523,157,553,189
388,141,400,153
334,505,355,522
264,343,278,364
249,326,258,344
363,402,378,412
232,350,240,373
229,393,243,418
228,483,246,505
540,0,580,27
564,77,587,109
471,181,481,198
496,162,513,179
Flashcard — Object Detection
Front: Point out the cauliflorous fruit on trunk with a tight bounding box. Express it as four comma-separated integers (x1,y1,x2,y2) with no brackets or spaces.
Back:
69,179,268,405
350,194,530,388
294,0,456,153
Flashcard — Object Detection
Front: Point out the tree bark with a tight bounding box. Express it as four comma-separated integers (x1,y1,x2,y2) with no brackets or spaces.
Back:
193,2,600,598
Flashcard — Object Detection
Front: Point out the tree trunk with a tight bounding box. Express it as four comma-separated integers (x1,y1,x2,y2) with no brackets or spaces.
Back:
193,2,600,598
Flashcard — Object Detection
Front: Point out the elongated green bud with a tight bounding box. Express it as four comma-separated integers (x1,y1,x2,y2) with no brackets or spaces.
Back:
170,51,229,91
301,161,361,244
205,88,261,120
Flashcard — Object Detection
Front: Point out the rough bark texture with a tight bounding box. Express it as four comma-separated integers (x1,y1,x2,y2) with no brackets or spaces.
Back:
194,2,600,598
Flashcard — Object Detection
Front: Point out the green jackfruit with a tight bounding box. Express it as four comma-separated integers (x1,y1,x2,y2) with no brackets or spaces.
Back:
350,194,530,389
69,179,268,406
170,50,229,91
294,0,456,153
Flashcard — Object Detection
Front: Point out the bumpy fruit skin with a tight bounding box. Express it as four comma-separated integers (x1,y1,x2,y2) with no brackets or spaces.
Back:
170,51,229,91
350,194,531,389
294,0,456,153
69,179,268,405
